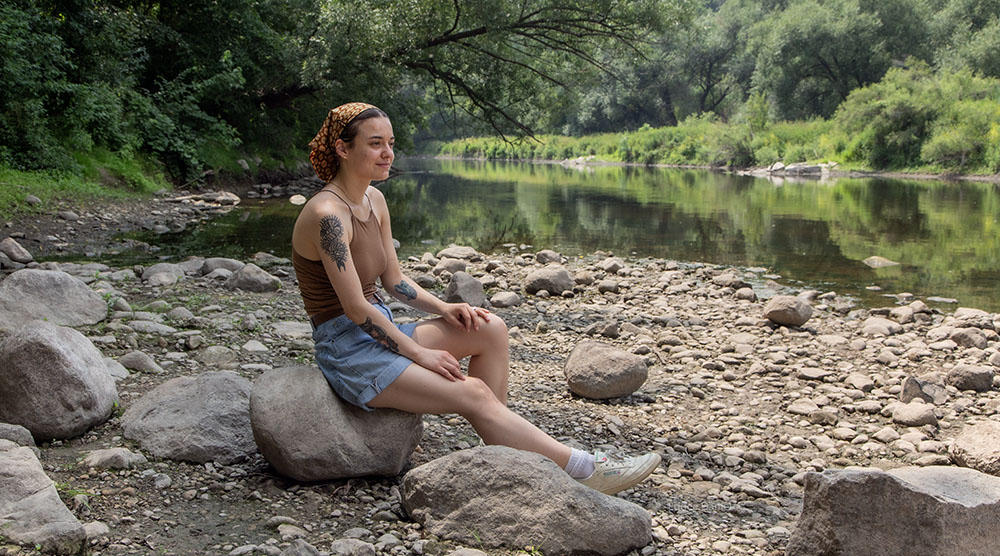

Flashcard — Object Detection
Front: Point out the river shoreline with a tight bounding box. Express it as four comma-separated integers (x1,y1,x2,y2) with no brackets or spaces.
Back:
3,233,999,555
428,154,1000,184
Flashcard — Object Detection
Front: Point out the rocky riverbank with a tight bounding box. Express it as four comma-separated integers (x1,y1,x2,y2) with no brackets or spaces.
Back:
2,193,1000,556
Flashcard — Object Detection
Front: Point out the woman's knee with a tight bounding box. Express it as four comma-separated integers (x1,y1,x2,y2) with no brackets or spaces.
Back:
457,376,503,416
482,313,508,342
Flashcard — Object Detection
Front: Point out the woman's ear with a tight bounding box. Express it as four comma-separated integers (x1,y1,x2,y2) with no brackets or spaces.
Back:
334,138,349,160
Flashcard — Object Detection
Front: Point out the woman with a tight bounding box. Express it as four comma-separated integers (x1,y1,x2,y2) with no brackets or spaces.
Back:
292,102,660,495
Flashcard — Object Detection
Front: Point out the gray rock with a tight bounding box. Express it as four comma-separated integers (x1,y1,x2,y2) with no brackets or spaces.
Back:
597,279,619,293
141,262,185,284
198,345,239,368
273,321,313,339
202,257,246,275
403,446,651,555
251,366,422,481
892,402,938,427
177,257,206,275
890,306,915,323
433,257,467,275
103,358,130,382
490,291,522,308
328,539,377,556
951,421,1000,476
712,273,750,289
80,447,147,469
564,340,648,399
226,263,281,292
443,271,487,307
535,249,562,264
0,439,86,554
436,245,478,260
946,364,994,392
951,328,988,349
787,466,1000,556
279,539,322,556
763,296,812,327
0,321,117,441
862,316,903,336
128,320,177,335
524,264,574,295
118,351,164,374
204,268,233,281
166,306,195,323
0,269,107,331
900,376,949,405
122,371,255,464
0,237,32,263
25,194,42,206
0,422,34,447
596,257,625,274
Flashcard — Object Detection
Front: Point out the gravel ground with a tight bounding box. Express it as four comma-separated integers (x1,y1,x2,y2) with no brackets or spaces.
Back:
3,192,999,556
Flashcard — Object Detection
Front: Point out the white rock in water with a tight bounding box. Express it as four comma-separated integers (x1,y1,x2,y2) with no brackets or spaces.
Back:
863,256,900,268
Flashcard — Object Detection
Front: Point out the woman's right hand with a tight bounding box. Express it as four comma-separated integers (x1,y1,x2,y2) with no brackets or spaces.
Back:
414,347,465,381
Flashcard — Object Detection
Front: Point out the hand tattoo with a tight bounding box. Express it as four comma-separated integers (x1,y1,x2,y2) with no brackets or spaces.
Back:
360,317,399,352
319,215,348,271
394,280,417,300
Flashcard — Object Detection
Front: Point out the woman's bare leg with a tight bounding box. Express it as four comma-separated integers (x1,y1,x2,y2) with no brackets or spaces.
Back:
410,314,510,404
369,365,571,467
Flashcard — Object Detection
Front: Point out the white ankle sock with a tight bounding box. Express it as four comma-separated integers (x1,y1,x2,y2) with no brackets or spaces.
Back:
564,448,596,479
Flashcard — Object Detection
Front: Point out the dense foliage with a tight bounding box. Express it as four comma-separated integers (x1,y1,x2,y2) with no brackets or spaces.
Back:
442,65,1000,173
2,0,998,187
0,0,671,182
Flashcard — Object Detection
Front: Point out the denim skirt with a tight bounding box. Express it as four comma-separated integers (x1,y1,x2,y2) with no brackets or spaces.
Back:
312,301,419,411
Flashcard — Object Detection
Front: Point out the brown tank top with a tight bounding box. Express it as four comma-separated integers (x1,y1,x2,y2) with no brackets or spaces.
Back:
293,190,387,324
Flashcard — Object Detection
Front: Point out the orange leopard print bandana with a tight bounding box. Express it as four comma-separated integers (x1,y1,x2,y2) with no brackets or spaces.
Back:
308,102,378,182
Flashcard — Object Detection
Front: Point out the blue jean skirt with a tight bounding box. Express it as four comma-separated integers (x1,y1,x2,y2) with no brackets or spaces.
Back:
312,301,419,411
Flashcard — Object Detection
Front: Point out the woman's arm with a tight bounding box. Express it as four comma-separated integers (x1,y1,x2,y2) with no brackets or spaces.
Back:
310,199,464,380
369,187,490,332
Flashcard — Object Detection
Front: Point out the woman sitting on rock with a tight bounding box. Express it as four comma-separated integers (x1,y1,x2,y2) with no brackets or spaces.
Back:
291,102,660,495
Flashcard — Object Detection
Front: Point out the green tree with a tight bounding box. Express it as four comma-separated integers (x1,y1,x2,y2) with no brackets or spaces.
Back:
751,0,930,119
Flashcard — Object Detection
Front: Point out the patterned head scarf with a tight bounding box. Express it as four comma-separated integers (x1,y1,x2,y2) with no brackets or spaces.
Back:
309,102,378,182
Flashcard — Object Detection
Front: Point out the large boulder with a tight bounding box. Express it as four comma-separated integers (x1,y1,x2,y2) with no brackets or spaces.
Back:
787,466,1000,556
443,271,487,307
122,371,255,464
564,340,648,399
403,446,652,556
250,366,423,481
0,439,86,554
0,269,107,331
763,295,812,327
0,321,118,441
524,264,574,295
226,263,281,292
951,420,1000,476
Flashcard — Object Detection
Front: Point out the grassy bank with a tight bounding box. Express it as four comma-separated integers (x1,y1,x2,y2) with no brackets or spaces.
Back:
0,150,172,219
440,66,1000,176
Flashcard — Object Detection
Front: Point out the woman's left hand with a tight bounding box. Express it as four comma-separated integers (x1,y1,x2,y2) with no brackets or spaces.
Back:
442,303,491,332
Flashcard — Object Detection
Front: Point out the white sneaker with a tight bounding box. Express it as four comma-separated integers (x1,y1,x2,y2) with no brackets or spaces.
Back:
577,451,662,495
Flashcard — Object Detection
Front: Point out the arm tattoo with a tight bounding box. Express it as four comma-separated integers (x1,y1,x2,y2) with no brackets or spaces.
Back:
394,280,417,300
360,317,399,352
319,215,348,271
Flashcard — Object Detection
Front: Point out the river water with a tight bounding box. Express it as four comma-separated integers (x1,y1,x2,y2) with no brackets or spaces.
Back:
133,158,1000,312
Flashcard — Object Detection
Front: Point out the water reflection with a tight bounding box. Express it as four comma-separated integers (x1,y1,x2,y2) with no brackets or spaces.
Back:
133,158,1000,311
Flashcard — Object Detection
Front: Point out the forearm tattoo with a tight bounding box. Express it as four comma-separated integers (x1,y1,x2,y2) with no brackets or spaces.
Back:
360,317,399,352
319,215,348,271
394,280,417,300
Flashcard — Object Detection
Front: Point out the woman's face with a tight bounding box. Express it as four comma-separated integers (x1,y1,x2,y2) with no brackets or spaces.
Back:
340,116,394,181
